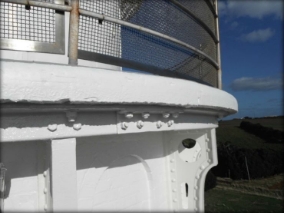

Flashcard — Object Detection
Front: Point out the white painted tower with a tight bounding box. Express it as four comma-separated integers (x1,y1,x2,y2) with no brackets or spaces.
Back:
0,0,237,212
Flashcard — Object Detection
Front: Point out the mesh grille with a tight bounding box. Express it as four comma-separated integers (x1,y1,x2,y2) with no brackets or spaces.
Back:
79,16,121,57
177,0,216,35
78,0,218,87
0,0,55,43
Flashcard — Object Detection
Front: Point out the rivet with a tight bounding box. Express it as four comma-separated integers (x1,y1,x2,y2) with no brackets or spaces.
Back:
194,208,198,211
44,204,48,211
171,169,175,173
196,175,200,179
47,124,57,132
142,112,150,119
43,171,47,177
207,159,211,163
163,112,170,118
170,159,175,163
194,196,198,200
200,165,205,170
121,122,128,130
44,188,47,194
73,123,82,131
194,186,198,190
206,138,210,142
173,198,178,202
157,121,162,128
172,189,177,192
206,148,211,152
137,120,144,129
66,111,77,122
171,179,176,182
173,113,179,118
167,120,174,127
125,113,133,119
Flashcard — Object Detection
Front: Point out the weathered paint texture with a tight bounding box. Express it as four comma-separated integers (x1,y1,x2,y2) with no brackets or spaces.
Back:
0,60,237,114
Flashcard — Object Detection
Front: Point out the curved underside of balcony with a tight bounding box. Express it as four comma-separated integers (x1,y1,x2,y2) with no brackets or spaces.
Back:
0,60,237,116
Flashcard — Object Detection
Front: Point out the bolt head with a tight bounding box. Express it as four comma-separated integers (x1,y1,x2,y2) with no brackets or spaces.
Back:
163,113,170,118
142,112,150,119
125,113,133,119
173,113,179,118
121,122,128,130
167,120,174,127
157,121,162,128
137,120,144,129
73,123,82,131
48,124,57,132
66,111,77,122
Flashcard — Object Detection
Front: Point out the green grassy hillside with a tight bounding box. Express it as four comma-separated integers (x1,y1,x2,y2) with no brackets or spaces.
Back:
216,116,284,151
220,116,284,131
205,188,283,213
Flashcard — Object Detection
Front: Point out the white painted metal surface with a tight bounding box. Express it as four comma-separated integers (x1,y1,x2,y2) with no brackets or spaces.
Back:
0,59,237,212
0,60,237,114
51,138,77,211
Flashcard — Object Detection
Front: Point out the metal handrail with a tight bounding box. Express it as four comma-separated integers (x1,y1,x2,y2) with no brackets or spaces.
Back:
0,0,72,11
214,0,222,89
79,9,219,69
204,0,218,18
169,0,218,43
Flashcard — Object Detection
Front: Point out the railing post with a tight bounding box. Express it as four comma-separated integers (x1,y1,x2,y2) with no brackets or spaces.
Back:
0,163,7,213
68,0,79,65
215,0,222,89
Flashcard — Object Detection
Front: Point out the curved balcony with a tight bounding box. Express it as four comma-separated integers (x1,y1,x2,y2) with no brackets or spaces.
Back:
1,0,220,87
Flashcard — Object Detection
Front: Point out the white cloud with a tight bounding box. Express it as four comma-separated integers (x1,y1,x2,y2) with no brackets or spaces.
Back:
230,77,283,91
230,21,239,29
218,1,227,15
218,0,283,20
240,28,274,42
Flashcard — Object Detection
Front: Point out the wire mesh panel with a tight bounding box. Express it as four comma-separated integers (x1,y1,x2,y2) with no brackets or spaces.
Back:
0,0,65,54
0,1,55,42
79,0,121,58
78,0,219,87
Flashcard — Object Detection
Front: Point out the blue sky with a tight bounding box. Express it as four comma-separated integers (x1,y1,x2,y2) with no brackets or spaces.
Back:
218,0,283,119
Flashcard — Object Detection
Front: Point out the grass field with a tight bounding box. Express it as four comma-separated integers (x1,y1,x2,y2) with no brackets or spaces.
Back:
220,116,284,131
216,117,284,151
205,188,284,213
208,116,284,212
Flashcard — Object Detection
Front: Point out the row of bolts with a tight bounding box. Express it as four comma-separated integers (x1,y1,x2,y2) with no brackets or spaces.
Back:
47,111,180,131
